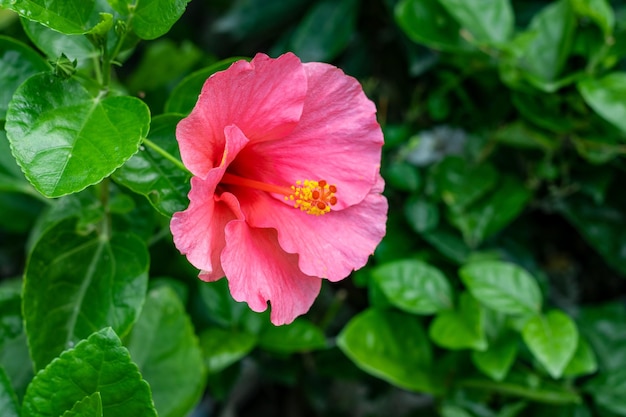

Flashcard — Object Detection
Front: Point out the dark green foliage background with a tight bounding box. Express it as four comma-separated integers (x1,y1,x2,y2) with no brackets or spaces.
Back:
1,0,626,416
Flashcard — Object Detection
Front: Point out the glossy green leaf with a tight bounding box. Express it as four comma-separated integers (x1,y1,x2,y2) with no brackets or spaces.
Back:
585,367,626,415
199,327,256,374
560,195,626,276
442,405,473,417
432,156,498,211
0,279,33,398
429,292,487,351
5,73,150,197
126,286,205,417
22,328,157,417
578,302,626,372
522,310,578,379
0,0,98,34
383,160,421,192
0,36,49,120
23,218,149,370
438,0,513,44
578,72,626,134
460,261,542,316
563,337,598,377
449,176,531,247
422,227,471,264
273,0,357,62
259,318,326,353
517,0,575,83
165,57,244,115
198,279,259,329
61,393,103,417
107,0,191,40
372,259,453,314
0,367,20,417
404,196,439,233
21,18,99,67
113,114,190,217
395,0,472,52
337,309,435,393
471,334,518,381
571,0,614,38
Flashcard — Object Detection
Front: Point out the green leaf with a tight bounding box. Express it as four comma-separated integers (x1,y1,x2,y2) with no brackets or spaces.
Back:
395,0,472,52
438,0,513,44
563,337,598,377
198,279,260,329
522,310,579,379
571,0,614,38
517,0,576,83
471,334,518,381
459,261,542,315
0,278,33,398
404,196,439,233
272,0,357,62
337,308,436,393
126,286,205,417
578,302,626,372
449,176,531,247
108,0,191,40
422,227,471,264
0,367,20,417
21,18,99,67
259,318,326,353
372,259,453,314
22,327,157,417
0,0,99,34
61,393,103,417
560,195,626,276
5,73,150,197
578,72,626,134
0,35,49,120
383,160,421,192
431,156,498,212
165,57,245,115
429,292,487,351
585,367,626,415
199,327,256,374
113,114,190,217
23,218,149,370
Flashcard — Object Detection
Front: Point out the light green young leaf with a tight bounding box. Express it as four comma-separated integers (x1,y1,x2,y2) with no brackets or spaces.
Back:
199,328,256,374
61,393,103,417
107,0,191,40
578,72,626,134
113,114,190,217
459,261,542,315
337,308,436,393
0,367,20,417
126,286,205,417
372,259,453,314
5,73,150,197
0,36,49,120
429,292,487,351
23,218,149,371
563,337,598,377
522,310,579,379
438,0,513,44
22,328,157,417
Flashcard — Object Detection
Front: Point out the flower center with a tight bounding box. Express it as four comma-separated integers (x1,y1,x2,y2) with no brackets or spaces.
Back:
221,173,338,216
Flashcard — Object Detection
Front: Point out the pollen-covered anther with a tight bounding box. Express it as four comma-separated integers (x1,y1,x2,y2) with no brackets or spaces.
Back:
288,179,338,216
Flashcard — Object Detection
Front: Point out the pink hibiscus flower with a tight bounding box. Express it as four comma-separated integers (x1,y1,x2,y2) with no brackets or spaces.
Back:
171,52,387,325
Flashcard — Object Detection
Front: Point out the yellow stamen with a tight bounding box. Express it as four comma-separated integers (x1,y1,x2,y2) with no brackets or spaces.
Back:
220,173,338,216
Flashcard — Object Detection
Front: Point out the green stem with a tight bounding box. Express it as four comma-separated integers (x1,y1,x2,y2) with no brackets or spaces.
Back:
457,379,581,405
142,138,191,174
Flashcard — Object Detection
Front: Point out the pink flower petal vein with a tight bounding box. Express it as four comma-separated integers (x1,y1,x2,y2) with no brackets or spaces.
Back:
171,52,388,325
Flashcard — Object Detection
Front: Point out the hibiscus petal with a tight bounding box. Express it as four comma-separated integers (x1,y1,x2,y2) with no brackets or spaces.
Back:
221,221,322,325
238,175,388,281
176,53,308,178
171,124,250,279
231,62,383,208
